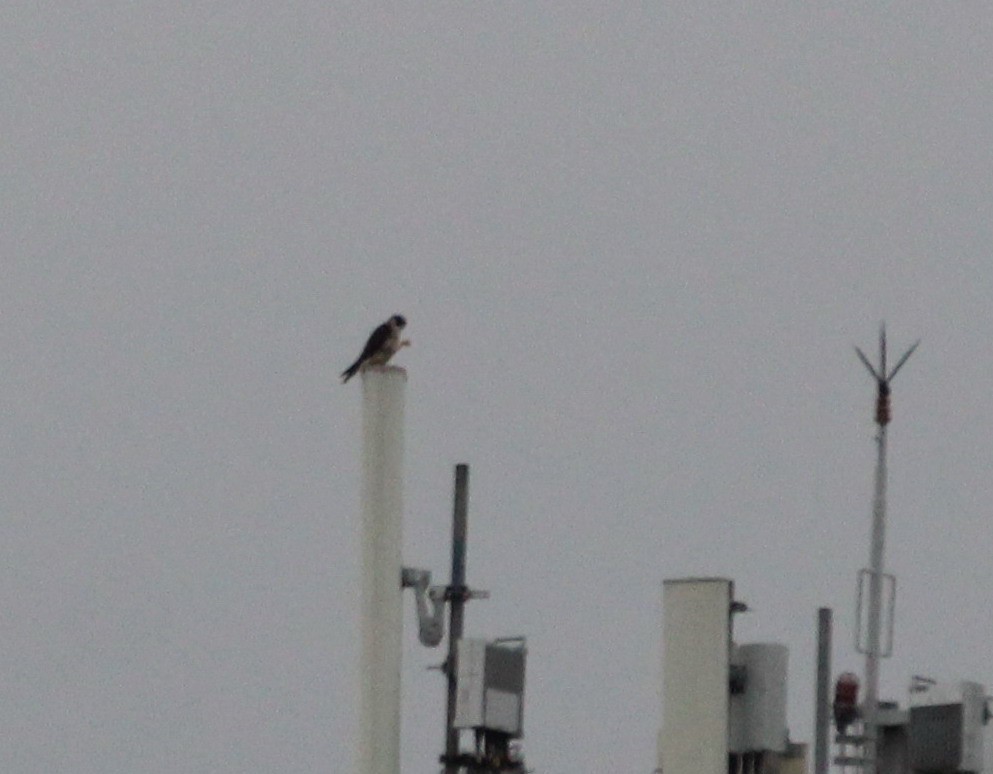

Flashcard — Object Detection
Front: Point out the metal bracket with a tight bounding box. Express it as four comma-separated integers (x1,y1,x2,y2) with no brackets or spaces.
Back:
854,568,897,656
402,567,490,648
444,584,490,603
401,567,446,647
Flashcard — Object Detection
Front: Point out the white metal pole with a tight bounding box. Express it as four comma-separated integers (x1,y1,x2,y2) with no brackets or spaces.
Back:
854,327,916,774
357,365,406,774
863,424,887,774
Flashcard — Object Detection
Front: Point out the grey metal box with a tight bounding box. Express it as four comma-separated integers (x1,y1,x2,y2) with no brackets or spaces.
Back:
909,682,985,773
453,638,526,737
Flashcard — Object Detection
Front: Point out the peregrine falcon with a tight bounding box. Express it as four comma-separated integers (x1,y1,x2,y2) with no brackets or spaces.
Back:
341,314,410,383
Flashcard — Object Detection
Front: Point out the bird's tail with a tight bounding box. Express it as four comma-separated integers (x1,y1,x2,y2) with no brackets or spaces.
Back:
341,360,361,384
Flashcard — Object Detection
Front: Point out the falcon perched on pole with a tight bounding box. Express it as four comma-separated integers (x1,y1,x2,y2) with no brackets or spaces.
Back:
341,314,410,383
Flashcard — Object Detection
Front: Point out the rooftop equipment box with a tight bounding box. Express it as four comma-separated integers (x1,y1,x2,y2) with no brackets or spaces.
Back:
909,681,986,773
728,643,788,754
454,638,526,737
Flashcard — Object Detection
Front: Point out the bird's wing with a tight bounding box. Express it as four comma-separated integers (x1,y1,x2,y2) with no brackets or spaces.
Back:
356,321,392,363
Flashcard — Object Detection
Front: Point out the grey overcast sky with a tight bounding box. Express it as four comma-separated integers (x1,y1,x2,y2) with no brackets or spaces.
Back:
4,4,993,772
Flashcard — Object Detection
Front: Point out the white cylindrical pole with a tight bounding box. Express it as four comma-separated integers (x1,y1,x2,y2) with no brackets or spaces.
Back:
357,366,406,774
862,425,887,774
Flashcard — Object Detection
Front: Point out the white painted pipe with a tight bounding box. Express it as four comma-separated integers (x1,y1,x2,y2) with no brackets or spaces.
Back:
862,424,887,774
357,366,406,774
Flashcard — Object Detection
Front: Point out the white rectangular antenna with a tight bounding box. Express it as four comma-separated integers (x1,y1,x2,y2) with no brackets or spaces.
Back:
659,578,733,774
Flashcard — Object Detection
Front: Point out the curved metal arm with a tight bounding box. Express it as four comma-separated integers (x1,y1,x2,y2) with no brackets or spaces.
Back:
401,567,446,647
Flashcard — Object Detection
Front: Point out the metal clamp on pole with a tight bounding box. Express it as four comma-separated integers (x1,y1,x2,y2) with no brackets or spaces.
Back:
854,568,896,658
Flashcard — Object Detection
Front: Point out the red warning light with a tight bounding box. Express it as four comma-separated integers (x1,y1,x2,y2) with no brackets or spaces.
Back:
833,672,860,733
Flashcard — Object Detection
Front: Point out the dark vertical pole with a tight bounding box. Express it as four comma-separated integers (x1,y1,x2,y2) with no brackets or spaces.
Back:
444,464,470,774
815,607,833,774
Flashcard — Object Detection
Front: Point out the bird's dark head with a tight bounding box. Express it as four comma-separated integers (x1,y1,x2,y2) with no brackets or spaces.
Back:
390,314,407,328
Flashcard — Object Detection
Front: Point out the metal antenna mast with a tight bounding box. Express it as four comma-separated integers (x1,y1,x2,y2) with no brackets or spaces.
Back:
444,464,470,774
853,324,918,774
